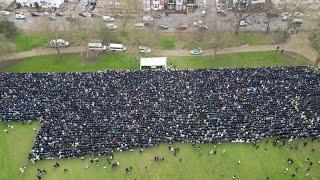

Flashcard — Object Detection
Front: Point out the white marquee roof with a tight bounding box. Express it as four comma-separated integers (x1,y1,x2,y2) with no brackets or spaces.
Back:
140,57,167,67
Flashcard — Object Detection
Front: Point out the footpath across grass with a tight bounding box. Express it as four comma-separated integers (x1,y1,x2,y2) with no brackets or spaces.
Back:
1,51,312,72
1,122,319,180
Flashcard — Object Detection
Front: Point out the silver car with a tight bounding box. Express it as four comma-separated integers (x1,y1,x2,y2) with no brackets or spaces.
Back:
50,39,70,48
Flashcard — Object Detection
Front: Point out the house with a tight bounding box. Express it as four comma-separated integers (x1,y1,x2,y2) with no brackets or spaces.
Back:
15,0,65,8
142,0,198,11
151,0,165,10
143,0,151,11
229,0,266,9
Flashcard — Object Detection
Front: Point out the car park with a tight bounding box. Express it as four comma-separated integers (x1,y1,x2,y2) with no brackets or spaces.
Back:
50,39,70,48
106,23,118,30
138,46,151,53
190,48,202,55
88,40,107,51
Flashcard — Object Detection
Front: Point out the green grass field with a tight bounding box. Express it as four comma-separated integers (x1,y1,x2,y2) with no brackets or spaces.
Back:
0,51,318,179
1,51,312,72
1,123,319,180
185,32,286,50
11,33,49,52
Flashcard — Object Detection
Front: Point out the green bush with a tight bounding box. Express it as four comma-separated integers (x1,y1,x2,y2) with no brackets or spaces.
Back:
0,18,18,38
0,34,16,54
309,32,320,52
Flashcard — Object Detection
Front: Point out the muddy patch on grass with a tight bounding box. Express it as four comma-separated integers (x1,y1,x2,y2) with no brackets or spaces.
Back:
0,59,20,71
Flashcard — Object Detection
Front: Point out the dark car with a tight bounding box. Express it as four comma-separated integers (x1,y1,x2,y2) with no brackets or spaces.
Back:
30,12,40,17
152,14,161,19
55,12,64,17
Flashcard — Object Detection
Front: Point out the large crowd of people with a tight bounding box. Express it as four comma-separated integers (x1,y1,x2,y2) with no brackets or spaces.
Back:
0,66,319,160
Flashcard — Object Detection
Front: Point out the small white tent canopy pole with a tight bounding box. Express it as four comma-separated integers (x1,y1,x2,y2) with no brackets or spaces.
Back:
140,57,167,70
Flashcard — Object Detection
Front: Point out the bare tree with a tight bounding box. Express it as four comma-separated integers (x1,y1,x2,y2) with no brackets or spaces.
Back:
209,23,228,56
103,0,142,35
264,0,278,33
38,17,69,57
119,0,142,35
233,0,252,34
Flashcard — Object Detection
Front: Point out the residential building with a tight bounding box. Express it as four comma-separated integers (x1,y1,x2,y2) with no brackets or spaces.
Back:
142,0,198,11
151,0,165,10
143,0,151,11
15,0,65,8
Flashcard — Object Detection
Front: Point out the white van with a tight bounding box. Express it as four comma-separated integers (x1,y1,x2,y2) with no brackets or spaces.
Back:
109,43,126,52
134,23,145,29
88,40,107,51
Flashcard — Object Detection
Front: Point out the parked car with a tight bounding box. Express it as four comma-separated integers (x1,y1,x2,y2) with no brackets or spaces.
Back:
138,46,151,53
239,20,247,26
159,24,168,30
152,14,161,19
292,18,303,25
50,39,70,48
48,15,56,21
293,12,304,17
177,24,187,30
106,23,118,30
54,12,64,17
194,20,203,26
15,13,26,19
190,48,202,55
102,15,114,22
88,40,107,51
134,22,145,29
79,12,89,17
219,10,226,16
0,10,10,16
109,43,126,52
199,24,209,30
143,15,153,22
30,12,40,17
281,12,292,21
42,12,49,16
115,13,124,18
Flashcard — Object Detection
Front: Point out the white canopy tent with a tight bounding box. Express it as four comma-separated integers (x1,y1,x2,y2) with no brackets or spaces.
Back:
140,57,167,70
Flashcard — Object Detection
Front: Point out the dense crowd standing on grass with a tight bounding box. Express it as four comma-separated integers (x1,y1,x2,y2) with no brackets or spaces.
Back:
0,66,319,161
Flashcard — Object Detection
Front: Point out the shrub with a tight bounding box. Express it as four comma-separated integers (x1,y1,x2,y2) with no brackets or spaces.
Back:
0,18,18,38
